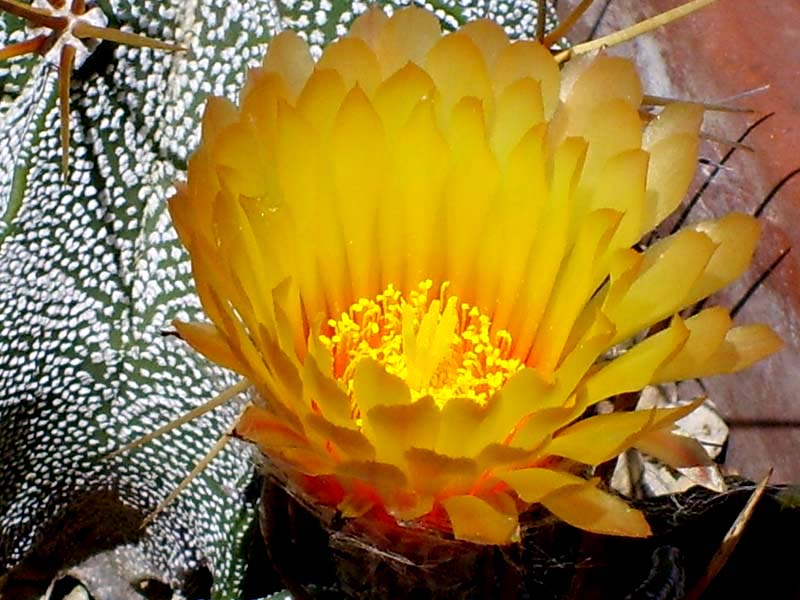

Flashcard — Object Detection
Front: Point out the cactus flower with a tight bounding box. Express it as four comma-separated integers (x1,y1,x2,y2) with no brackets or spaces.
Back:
169,7,781,545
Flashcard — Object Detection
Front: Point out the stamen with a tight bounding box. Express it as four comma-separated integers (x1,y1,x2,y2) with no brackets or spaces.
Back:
320,281,523,410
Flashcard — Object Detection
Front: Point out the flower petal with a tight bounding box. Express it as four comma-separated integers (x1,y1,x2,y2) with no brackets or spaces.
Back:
318,36,382,96
490,76,544,160
545,398,704,465
509,136,588,360
492,40,559,117
442,495,519,544
376,6,441,76
304,354,353,428
684,213,761,304
331,86,385,299
501,467,587,503
363,396,440,467
634,429,712,468
348,7,389,52
652,307,731,383
531,208,622,372
583,315,689,408
236,404,308,450
425,31,492,122
173,321,246,375
542,481,651,537
458,19,509,68
644,132,700,229
605,229,717,343
353,358,413,415
261,31,314,100
373,61,435,137
305,413,376,462
405,448,477,497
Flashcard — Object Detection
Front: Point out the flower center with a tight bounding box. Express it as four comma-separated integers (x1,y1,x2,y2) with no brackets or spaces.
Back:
320,280,523,410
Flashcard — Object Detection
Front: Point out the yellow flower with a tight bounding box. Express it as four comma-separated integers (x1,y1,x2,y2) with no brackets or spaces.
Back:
169,7,781,545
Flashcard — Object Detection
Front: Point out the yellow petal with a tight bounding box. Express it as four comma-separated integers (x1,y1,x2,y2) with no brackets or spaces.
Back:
443,97,500,301
275,100,351,318
501,467,587,503
335,460,408,499
363,396,440,467
685,213,761,304
545,398,704,465
583,316,689,408
317,36,382,96
485,123,548,333
605,230,716,343
330,86,385,299
473,368,555,452
212,121,268,198
458,19,509,68
554,310,615,397
435,396,488,458
303,354,353,428
531,208,622,372
174,154,215,246
405,448,477,497
644,132,700,229
173,321,246,375
201,95,238,148
509,136,588,360
588,149,649,250
241,69,290,157
352,358,413,415
296,67,347,135
442,495,519,544
634,430,712,468
236,404,308,450
490,77,544,160
700,324,783,375
425,32,492,124
213,189,277,332
389,492,435,522
348,6,389,52
561,55,643,112
643,102,704,147
542,481,651,537
387,98,448,289
492,41,560,117
652,307,731,383
261,31,314,100
376,6,442,76
509,405,575,450
503,468,649,539
305,413,376,462
373,61,435,137
559,100,643,202
475,443,538,473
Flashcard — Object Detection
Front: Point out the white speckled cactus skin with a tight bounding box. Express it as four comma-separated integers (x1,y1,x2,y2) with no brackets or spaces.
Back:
0,1,560,597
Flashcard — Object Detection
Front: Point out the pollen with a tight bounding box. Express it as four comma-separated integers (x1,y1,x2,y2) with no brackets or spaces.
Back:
320,280,523,410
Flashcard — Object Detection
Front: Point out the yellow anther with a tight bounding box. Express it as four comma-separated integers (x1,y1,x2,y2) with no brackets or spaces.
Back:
320,281,523,410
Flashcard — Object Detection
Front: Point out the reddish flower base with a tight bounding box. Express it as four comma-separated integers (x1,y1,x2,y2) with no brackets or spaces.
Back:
259,473,526,599
257,465,800,599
